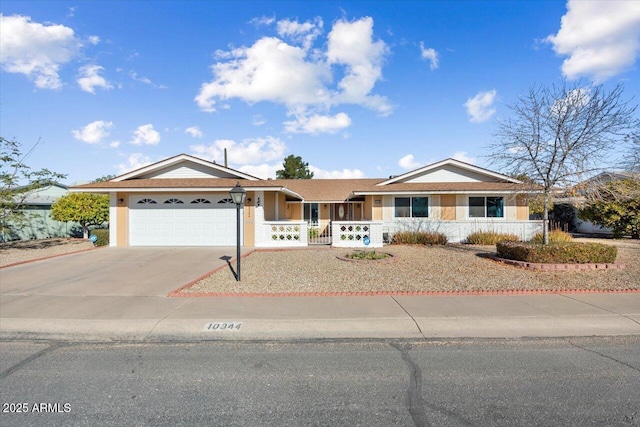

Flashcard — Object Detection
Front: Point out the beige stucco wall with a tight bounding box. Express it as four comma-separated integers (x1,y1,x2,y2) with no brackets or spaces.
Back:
116,192,128,247
288,203,303,220
278,194,287,220
440,194,456,220
363,196,373,220
516,195,529,220
243,191,255,247
372,196,383,220
263,192,276,221
319,202,331,221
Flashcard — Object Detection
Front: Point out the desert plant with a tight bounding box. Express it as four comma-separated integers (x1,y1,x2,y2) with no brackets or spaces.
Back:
91,228,109,246
345,250,389,260
391,231,448,245
531,229,573,243
465,231,520,245
497,241,617,264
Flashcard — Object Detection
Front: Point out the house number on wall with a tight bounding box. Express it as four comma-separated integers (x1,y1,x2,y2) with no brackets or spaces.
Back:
204,322,242,331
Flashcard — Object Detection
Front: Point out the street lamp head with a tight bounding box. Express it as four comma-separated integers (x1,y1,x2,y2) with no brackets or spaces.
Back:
229,182,246,206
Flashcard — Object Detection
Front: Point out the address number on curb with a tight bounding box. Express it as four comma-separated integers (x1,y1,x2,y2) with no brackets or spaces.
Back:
204,322,242,331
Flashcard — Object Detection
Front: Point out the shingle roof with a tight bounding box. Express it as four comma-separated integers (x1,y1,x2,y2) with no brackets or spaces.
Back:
73,178,540,201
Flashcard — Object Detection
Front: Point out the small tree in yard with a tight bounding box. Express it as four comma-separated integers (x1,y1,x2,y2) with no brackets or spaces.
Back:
50,193,109,239
1,137,66,240
488,81,639,244
276,155,314,179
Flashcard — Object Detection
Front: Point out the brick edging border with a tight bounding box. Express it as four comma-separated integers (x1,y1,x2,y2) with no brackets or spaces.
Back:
0,245,101,269
488,255,626,271
171,288,640,298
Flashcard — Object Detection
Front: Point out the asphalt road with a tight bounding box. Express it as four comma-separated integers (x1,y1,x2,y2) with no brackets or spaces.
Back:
1,337,639,426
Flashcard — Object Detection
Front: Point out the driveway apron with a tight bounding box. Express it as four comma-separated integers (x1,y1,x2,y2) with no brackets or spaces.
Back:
0,247,239,297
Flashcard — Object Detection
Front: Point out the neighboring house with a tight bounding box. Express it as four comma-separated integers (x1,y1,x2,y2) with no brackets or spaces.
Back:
554,171,638,236
2,182,81,242
72,154,542,248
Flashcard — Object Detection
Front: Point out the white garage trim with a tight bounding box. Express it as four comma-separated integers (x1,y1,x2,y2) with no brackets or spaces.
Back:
128,194,242,246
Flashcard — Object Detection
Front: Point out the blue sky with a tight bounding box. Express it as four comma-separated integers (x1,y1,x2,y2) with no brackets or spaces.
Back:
1,0,639,184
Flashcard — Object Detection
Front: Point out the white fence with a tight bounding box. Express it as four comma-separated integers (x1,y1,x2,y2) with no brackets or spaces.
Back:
256,221,308,248
386,219,544,243
332,221,384,248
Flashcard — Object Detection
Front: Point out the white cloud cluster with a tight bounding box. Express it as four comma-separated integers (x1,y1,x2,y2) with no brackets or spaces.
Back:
130,124,161,145
464,89,497,123
310,166,365,179
398,154,422,170
195,16,391,134
284,112,351,134
0,14,80,89
72,120,113,144
77,64,112,94
185,126,203,138
419,42,439,70
546,0,640,81
116,153,154,175
451,151,476,164
190,136,286,166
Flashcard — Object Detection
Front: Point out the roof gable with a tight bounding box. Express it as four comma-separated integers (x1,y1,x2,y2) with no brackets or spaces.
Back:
379,158,521,185
112,154,259,182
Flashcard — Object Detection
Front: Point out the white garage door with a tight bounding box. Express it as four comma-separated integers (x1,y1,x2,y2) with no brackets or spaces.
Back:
129,194,240,246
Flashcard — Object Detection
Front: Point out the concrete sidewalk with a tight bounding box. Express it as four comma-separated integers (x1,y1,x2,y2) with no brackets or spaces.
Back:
1,292,639,341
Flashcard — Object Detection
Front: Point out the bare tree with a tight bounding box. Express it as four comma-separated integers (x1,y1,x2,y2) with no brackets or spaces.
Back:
487,81,639,244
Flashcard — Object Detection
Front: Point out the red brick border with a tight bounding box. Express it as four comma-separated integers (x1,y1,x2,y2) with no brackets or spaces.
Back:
0,245,101,269
172,288,640,298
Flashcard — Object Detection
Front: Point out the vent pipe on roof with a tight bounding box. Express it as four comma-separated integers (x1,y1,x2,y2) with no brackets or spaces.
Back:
224,148,228,168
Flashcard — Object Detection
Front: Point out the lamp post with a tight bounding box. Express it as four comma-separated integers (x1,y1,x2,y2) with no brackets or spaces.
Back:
229,182,246,281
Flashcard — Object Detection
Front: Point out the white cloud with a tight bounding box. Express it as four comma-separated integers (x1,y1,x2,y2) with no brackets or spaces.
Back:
129,70,166,89
185,126,203,138
398,154,422,170
88,35,100,45
190,136,286,166
238,163,279,179
419,42,439,70
545,0,640,82
284,112,351,134
0,14,80,89
326,17,391,115
452,151,476,164
130,124,161,145
195,16,391,120
109,140,120,148
309,165,366,179
252,114,266,126
71,120,113,144
249,15,275,27
464,89,497,123
116,153,154,175
77,64,112,94
277,17,323,50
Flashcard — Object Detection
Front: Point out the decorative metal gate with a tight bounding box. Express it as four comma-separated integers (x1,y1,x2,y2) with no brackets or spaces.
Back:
308,220,332,245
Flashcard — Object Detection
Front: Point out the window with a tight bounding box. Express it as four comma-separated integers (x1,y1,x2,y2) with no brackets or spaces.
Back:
164,198,184,204
217,198,233,204
469,197,504,218
137,198,157,204
191,198,211,204
304,203,319,223
394,197,429,218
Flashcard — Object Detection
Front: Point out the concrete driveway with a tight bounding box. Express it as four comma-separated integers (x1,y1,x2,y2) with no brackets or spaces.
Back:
0,247,242,297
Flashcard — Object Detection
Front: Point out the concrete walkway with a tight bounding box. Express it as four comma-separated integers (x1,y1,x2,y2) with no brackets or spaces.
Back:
1,248,639,341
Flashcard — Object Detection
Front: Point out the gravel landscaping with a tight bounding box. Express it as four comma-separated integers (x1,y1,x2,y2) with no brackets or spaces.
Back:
184,238,639,294
0,238,95,267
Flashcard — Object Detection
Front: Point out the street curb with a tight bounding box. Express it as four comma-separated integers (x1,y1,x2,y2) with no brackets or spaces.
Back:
0,245,102,269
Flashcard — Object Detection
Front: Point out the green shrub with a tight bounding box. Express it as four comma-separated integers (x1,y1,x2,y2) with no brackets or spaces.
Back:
496,241,617,264
308,227,319,238
465,231,520,245
391,231,448,245
345,250,389,260
91,229,109,247
531,229,573,243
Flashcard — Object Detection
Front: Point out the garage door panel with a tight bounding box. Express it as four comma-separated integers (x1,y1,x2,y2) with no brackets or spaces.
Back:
129,195,238,246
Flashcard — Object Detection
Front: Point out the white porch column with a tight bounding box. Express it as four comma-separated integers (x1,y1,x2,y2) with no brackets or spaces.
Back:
254,191,265,246
109,193,117,247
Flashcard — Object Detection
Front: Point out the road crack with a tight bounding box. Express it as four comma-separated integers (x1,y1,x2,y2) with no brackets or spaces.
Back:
568,340,640,373
391,342,430,427
0,342,66,380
